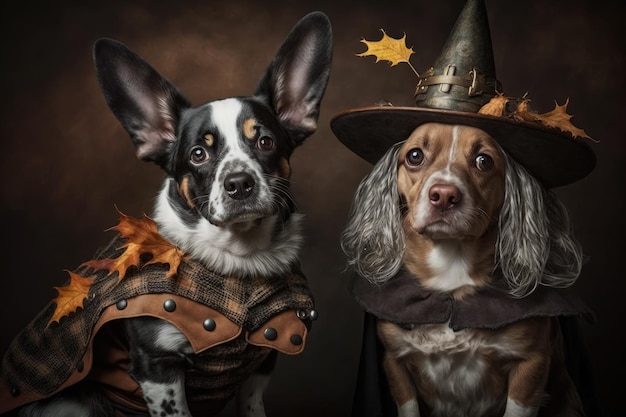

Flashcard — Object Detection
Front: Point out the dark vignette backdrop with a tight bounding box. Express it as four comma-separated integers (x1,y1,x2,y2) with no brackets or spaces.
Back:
1,0,624,416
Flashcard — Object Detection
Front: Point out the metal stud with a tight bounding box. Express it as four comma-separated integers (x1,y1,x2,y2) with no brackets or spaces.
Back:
296,309,319,320
163,299,176,312
10,384,20,397
290,334,303,346
76,360,84,372
203,318,216,332
116,299,127,310
263,327,278,341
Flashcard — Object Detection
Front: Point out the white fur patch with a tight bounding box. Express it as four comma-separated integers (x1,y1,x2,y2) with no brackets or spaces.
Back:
399,323,493,415
425,241,476,292
207,98,271,223
398,323,526,359
504,397,538,417
393,323,529,416
154,321,193,354
398,323,479,357
446,125,460,172
140,379,190,417
154,179,304,276
398,398,420,417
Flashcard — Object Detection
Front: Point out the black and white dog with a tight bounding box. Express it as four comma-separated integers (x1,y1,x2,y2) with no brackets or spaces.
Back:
18,11,332,417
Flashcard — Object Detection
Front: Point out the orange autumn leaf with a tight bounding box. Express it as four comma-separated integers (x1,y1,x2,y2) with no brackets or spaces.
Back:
48,271,93,326
536,99,595,141
83,210,186,281
479,94,509,117
512,98,539,123
515,98,596,141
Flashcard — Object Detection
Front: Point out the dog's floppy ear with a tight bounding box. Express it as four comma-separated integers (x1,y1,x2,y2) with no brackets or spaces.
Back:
93,38,191,166
254,11,333,146
341,143,406,284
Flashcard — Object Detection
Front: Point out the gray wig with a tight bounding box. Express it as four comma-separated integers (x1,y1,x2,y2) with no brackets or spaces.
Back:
497,153,583,297
340,142,583,298
340,143,405,284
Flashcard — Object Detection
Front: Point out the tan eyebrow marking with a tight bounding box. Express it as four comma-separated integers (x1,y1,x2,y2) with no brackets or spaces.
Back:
279,157,291,179
204,133,214,147
243,118,258,140
178,176,195,209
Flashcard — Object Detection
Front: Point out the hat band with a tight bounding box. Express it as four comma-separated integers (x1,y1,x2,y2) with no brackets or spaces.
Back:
415,67,501,98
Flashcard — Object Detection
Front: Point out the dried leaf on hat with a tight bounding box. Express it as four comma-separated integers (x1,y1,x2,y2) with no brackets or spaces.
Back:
511,98,538,122
478,95,509,117
515,98,596,141
480,95,595,142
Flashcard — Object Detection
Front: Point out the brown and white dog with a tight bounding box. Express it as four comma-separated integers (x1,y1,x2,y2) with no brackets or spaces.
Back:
341,122,586,417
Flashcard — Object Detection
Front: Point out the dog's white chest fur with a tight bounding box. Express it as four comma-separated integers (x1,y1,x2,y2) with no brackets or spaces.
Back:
399,323,479,356
424,242,477,292
393,323,523,415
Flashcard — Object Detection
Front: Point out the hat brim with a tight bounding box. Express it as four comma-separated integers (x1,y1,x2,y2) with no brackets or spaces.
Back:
330,106,596,188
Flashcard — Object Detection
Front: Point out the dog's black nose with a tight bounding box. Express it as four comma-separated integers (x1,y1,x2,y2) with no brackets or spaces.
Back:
224,172,255,200
429,183,462,210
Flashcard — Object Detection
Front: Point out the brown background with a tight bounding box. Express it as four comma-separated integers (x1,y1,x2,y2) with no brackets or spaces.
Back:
1,0,624,416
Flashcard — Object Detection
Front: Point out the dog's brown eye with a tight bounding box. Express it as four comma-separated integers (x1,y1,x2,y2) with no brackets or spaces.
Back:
475,154,494,171
190,147,209,164
257,136,275,152
405,148,424,167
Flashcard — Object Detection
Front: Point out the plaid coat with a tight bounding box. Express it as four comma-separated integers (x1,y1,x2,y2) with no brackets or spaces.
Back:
0,233,315,415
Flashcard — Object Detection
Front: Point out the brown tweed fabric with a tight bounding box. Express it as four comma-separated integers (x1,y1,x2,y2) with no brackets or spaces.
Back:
0,232,314,406
185,339,269,404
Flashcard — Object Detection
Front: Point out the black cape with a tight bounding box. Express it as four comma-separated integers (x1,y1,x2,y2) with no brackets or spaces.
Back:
348,270,605,417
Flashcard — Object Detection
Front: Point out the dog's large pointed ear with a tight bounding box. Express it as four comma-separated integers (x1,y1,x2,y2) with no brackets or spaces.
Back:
93,38,191,166
254,11,333,146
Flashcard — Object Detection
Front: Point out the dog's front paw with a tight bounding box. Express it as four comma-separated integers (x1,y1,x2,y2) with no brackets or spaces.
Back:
397,399,420,417
140,380,191,417
503,398,538,417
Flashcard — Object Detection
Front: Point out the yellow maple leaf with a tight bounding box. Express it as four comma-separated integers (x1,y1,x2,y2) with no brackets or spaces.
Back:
357,30,419,76
48,271,93,326
82,210,186,280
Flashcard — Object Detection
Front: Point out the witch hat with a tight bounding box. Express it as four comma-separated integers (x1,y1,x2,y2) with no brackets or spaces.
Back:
330,0,595,188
